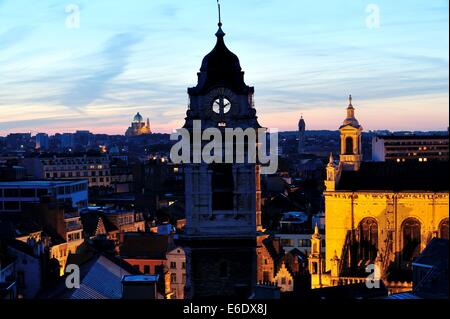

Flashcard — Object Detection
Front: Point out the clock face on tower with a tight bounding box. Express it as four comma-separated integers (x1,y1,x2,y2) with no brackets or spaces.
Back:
204,87,237,118
212,96,231,115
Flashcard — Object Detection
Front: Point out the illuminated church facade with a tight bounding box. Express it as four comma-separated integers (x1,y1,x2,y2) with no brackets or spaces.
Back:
310,96,449,293
125,112,152,136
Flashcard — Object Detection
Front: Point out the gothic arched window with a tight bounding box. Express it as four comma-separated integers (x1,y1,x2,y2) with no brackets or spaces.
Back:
358,218,378,262
345,137,354,155
402,218,421,262
439,218,449,239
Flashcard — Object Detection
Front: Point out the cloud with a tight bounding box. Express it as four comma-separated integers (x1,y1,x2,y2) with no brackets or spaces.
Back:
157,3,178,18
0,26,33,50
59,33,143,110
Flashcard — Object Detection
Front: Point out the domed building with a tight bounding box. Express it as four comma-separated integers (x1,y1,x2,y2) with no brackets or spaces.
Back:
125,112,152,136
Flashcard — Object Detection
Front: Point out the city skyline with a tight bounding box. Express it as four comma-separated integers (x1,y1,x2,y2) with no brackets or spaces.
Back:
0,0,449,135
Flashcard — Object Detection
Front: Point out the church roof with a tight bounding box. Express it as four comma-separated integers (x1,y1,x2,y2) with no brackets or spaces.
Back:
133,112,143,123
188,25,252,95
340,95,361,129
200,27,242,74
337,161,449,192
341,108,361,128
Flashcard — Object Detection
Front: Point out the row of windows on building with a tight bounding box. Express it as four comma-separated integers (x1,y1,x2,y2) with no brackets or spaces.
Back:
45,171,110,178
280,238,325,248
170,261,186,270
115,215,135,226
0,188,48,198
67,231,83,242
44,164,108,170
384,140,448,146
42,158,108,165
394,157,437,163
170,273,186,284
355,217,449,262
0,198,87,212
0,185,86,198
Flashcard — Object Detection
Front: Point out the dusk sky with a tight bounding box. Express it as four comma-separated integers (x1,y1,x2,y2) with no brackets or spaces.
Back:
0,0,448,135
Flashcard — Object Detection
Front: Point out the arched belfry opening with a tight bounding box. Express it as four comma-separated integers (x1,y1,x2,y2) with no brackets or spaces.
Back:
211,163,234,211
345,137,354,155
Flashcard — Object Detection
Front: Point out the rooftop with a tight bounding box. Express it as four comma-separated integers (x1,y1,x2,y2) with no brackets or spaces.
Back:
119,233,172,260
337,161,449,192
0,180,87,187
121,275,159,283
376,135,449,140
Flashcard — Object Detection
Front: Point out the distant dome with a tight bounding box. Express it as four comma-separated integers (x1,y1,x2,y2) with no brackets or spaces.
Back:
133,112,143,123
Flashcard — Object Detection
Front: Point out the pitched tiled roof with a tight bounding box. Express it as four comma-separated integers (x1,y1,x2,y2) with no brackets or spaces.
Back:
68,255,132,299
81,212,118,238
38,249,140,299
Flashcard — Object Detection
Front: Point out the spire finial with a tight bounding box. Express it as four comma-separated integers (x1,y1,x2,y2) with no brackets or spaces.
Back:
215,0,225,37
328,152,334,164
348,94,353,106
217,0,222,27
314,223,319,235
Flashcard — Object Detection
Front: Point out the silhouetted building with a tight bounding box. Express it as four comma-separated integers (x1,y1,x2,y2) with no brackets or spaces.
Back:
180,19,263,298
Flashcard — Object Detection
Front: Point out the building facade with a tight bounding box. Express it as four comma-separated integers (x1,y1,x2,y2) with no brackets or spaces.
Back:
0,180,88,213
372,135,449,162
315,97,450,293
22,154,111,188
166,247,186,299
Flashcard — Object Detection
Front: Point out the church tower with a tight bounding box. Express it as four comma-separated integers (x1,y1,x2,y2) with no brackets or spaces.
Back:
298,115,306,154
180,7,263,298
325,153,339,191
339,95,363,171
308,224,323,289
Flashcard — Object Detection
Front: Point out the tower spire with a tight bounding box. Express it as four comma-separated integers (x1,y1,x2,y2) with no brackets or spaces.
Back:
217,0,222,27
313,223,320,238
328,152,334,165
215,0,225,37
346,94,355,119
